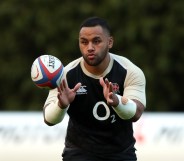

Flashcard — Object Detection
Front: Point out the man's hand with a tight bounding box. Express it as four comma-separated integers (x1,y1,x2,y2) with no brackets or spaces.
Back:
57,79,81,109
99,77,119,107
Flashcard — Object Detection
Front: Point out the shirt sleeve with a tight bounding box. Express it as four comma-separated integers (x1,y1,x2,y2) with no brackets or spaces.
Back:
123,61,146,107
44,88,58,106
43,70,68,124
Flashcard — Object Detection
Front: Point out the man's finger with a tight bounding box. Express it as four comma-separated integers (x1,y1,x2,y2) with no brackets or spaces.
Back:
73,83,81,92
105,78,110,88
62,79,67,89
109,82,113,92
99,77,105,87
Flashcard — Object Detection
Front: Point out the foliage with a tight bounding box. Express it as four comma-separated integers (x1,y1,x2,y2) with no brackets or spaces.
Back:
0,0,183,111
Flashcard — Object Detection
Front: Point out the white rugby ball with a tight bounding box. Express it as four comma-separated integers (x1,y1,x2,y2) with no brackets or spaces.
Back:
31,55,64,89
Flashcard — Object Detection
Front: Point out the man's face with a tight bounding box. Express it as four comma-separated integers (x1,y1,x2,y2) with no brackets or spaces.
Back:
79,25,113,66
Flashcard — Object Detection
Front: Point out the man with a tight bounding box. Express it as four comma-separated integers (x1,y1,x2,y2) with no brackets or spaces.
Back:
43,17,146,161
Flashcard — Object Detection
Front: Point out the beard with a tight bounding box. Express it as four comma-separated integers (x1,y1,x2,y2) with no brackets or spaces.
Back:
82,47,109,66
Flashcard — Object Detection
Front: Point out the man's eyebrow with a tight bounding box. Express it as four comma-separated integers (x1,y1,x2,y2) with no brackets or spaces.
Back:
93,36,101,39
79,37,87,40
79,36,102,40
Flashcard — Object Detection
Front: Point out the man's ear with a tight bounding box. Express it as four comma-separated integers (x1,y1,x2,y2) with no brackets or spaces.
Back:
108,36,114,49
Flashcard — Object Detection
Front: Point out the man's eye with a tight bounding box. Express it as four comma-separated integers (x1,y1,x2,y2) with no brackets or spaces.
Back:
81,41,88,45
93,39,101,44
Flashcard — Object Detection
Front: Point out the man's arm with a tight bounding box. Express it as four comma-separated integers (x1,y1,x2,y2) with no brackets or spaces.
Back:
131,99,145,122
100,75,146,122
43,100,68,126
43,79,81,126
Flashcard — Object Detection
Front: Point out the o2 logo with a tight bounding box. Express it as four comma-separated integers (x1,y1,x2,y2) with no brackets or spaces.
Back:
92,101,116,123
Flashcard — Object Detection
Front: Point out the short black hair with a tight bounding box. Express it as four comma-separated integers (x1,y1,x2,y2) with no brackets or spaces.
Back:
80,17,112,35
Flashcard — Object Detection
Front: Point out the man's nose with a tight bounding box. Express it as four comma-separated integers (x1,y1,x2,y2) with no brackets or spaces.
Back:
87,42,94,51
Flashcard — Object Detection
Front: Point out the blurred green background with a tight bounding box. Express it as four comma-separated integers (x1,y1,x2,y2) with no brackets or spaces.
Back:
0,0,183,111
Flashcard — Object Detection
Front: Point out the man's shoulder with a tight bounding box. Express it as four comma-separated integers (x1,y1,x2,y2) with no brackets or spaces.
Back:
64,57,83,72
110,53,135,69
110,53,145,76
